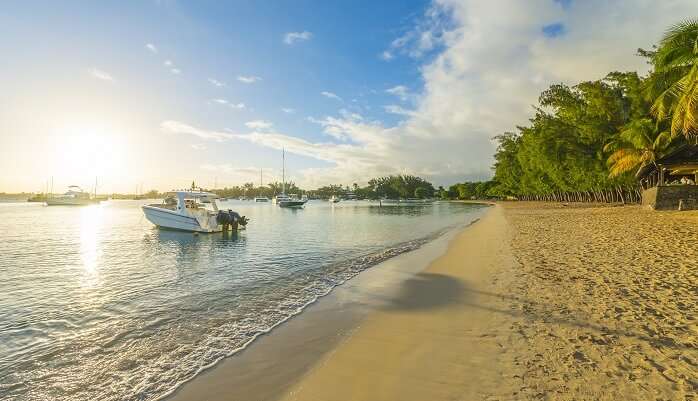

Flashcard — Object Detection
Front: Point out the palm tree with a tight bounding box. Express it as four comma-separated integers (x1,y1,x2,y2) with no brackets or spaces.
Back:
605,118,676,177
646,19,698,139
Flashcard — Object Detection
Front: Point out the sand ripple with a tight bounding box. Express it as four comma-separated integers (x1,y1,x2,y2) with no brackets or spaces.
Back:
502,202,697,400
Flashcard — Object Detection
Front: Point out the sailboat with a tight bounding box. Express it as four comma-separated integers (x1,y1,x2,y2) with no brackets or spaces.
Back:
273,149,307,208
254,168,269,202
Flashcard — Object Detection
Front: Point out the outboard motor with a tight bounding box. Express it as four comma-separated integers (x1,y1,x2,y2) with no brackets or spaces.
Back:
216,209,249,231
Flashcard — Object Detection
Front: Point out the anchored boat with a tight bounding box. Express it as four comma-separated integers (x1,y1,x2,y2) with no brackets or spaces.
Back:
273,148,307,208
142,190,248,233
46,186,100,206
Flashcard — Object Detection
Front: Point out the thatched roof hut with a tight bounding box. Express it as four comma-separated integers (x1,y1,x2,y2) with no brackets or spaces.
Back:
637,145,698,210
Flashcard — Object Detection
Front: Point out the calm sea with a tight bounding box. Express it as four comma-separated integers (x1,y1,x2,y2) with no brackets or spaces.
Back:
0,200,487,401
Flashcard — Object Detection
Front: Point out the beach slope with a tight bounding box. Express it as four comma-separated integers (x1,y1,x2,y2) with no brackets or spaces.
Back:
281,204,522,401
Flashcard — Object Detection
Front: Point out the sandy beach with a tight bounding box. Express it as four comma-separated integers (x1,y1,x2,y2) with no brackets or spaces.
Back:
502,202,697,400
168,203,697,401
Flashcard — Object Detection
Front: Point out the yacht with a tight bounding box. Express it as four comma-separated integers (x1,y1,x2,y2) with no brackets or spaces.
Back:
274,149,307,208
254,169,269,202
274,193,307,208
329,195,340,203
46,186,100,206
142,190,247,233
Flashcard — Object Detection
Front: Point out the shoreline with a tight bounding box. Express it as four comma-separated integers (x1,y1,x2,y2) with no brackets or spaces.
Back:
166,207,490,401
167,202,696,400
277,203,519,400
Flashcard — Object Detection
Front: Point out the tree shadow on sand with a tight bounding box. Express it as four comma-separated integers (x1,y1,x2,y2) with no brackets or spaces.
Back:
380,272,467,311
373,271,693,351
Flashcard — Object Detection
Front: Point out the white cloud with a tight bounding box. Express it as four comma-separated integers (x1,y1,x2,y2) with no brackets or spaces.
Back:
161,0,697,187
321,91,342,101
385,85,410,101
383,105,415,116
170,68,181,75
211,99,245,110
237,75,262,84
191,144,207,150
383,3,450,59
161,120,236,142
283,31,313,45
281,107,295,114
208,78,226,87
245,120,274,130
88,68,114,82
145,43,158,54
163,60,173,67
199,165,278,182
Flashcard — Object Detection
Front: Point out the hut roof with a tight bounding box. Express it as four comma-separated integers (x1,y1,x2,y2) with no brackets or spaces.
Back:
636,144,698,179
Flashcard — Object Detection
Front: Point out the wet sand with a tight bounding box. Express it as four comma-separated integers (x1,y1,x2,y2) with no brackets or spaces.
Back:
166,211,480,401
169,203,697,400
279,203,521,401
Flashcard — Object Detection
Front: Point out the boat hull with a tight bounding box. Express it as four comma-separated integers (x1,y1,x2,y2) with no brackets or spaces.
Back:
142,205,221,233
278,200,307,208
45,198,100,206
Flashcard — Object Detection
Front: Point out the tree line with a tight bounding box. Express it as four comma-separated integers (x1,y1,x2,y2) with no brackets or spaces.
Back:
484,19,698,202
210,175,436,200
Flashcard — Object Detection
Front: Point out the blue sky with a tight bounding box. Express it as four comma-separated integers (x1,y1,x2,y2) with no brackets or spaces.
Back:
1,0,695,193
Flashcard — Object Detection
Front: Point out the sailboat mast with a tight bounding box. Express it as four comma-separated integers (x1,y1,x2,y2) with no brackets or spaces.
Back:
282,148,286,194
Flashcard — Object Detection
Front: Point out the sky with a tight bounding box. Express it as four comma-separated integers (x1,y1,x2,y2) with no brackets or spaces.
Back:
1,0,696,193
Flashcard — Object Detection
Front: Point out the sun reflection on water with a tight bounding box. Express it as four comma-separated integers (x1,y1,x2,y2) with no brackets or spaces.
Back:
79,204,103,287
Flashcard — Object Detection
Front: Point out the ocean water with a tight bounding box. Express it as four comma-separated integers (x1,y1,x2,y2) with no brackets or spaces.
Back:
0,200,487,401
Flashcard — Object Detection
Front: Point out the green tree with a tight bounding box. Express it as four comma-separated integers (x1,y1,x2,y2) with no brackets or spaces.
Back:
605,118,676,177
646,19,698,139
414,187,427,199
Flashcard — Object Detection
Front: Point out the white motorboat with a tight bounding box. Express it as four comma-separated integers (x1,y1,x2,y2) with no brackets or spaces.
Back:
142,190,247,233
329,195,340,203
46,185,100,206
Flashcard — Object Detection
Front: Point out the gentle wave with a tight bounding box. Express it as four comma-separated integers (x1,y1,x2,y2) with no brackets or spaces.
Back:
153,226,457,401
0,201,487,401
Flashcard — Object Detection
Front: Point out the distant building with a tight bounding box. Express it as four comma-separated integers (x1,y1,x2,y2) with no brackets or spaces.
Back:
344,191,357,200
636,145,698,210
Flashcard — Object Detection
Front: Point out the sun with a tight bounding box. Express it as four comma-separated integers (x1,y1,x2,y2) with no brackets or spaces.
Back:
51,123,128,186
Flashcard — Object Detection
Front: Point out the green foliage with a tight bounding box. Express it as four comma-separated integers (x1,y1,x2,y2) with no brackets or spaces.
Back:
444,181,495,200
210,175,435,200
490,69,688,198
645,19,698,138
368,175,435,199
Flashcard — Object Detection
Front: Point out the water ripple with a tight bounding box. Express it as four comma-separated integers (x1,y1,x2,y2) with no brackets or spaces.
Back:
0,200,486,401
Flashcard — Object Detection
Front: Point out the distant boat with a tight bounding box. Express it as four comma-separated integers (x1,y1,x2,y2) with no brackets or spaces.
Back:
329,195,340,203
142,190,247,233
45,186,99,206
254,169,270,202
274,193,307,208
402,198,434,204
379,198,400,205
274,148,307,208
